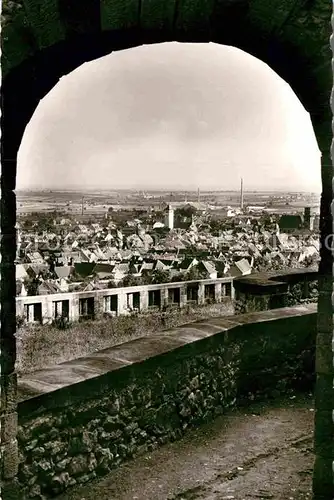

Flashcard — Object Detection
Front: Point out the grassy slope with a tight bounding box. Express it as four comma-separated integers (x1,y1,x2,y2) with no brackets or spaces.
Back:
16,301,234,375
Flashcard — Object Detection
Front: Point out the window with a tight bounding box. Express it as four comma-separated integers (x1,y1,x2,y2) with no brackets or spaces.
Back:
24,303,42,323
168,287,180,305
54,300,69,319
225,282,232,297
149,290,161,307
79,297,95,320
104,294,118,315
133,292,140,310
204,284,215,302
187,284,198,302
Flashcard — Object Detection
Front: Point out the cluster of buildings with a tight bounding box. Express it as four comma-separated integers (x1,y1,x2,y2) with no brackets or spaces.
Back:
15,201,319,306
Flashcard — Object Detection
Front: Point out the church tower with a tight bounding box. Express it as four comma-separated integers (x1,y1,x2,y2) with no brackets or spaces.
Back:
166,204,174,230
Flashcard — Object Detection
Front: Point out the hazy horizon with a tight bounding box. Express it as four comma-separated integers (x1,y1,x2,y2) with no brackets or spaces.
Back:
17,42,321,193
16,185,319,194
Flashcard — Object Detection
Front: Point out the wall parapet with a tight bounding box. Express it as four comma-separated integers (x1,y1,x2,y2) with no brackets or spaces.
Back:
17,269,319,326
234,267,318,314
235,267,318,288
16,277,234,325
17,303,316,498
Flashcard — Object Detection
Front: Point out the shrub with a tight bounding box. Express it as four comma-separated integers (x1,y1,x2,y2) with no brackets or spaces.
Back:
16,315,25,329
52,316,71,330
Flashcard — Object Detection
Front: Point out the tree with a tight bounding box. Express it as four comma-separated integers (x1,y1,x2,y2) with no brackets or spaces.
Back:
22,218,34,231
171,273,185,282
150,270,170,284
107,280,118,289
119,275,143,287
140,269,154,285
24,276,40,296
185,266,202,281
175,205,197,219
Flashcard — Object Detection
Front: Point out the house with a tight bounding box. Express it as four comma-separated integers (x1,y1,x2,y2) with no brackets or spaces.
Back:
126,234,144,249
93,263,115,280
16,281,27,297
140,233,154,249
53,266,73,291
179,257,198,273
57,278,69,292
73,263,96,280
139,262,155,274
103,247,120,261
112,263,130,283
298,245,319,263
247,243,261,259
119,250,133,261
183,202,207,213
26,264,49,279
26,251,44,264
197,261,217,279
228,258,252,277
153,222,165,229
91,246,106,261
80,248,97,263
104,233,114,243
38,281,61,295
154,260,171,272
54,266,74,280
75,281,106,292
16,264,28,281
58,251,81,265
214,260,230,277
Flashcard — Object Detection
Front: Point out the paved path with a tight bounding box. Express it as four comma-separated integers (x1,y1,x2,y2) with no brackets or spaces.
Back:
57,393,314,500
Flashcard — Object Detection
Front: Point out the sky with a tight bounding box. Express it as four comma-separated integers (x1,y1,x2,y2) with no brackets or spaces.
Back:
17,42,322,193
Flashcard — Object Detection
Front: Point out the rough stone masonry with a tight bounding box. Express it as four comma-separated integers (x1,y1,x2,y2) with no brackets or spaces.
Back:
16,305,316,499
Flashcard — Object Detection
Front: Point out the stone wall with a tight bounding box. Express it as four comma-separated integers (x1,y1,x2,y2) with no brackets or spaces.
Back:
17,304,316,499
234,269,318,314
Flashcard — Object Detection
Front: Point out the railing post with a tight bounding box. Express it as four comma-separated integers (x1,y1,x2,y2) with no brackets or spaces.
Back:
179,284,187,308
161,287,168,309
214,282,222,303
140,289,149,312
69,295,80,322
198,282,205,305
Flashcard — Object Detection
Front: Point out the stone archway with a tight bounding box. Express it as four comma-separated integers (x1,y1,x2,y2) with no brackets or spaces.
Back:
1,1,333,498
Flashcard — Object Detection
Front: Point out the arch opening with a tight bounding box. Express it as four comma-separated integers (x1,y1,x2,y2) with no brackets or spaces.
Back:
1,2,333,498
15,42,322,371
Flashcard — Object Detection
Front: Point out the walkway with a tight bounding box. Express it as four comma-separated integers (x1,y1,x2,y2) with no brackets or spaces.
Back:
57,393,314,500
